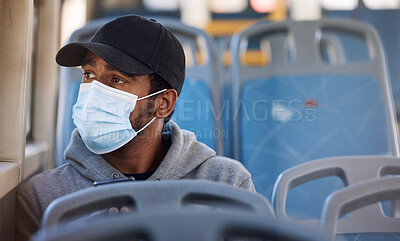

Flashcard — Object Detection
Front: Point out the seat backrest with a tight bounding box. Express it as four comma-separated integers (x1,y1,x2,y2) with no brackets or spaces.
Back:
40,180,273,230
325,8,400,115
272,156,400,227
55,17,222,167
230,18,399,200
320,176,400,240
217,21,344,158
33,212,329,241
217,20,344,158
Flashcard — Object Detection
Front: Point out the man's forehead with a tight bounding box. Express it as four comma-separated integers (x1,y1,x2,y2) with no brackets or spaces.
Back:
81,51,100,67
81,57,96,68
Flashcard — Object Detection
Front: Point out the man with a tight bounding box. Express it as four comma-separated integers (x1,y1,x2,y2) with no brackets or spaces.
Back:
15,15,255,240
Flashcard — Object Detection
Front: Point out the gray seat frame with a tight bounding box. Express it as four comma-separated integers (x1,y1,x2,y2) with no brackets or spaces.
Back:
41,180,273,230
34,212,329,241
320,176,400,240
272,156,400,227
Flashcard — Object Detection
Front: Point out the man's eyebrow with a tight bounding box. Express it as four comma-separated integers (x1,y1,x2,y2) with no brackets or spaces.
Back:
81,58,96,68
104,63,136,79
104,63,118,72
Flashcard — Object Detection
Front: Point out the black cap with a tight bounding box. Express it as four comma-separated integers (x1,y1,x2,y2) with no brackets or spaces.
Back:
56,15,186,95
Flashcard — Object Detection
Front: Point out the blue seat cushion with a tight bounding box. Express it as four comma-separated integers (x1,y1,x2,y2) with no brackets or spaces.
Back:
62,79,81,159
240,74,391,217
172,78,216,150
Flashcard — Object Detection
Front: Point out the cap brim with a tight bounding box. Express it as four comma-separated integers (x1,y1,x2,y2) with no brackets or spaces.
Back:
56,42,155,75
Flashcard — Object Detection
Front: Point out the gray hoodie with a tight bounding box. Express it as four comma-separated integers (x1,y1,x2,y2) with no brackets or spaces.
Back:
15,121,255,240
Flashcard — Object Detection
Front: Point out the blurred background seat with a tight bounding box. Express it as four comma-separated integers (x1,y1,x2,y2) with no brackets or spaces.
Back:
229,18,399,203
272,155,400,226
320,176,400,241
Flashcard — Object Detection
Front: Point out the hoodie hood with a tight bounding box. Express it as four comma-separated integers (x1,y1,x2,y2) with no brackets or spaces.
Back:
64,121,216,182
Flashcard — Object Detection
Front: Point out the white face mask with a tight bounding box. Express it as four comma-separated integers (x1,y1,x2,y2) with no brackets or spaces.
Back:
72,80,166,154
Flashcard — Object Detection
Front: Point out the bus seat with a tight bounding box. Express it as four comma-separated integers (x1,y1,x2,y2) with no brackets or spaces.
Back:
40,180,273,230
325,8,400,115
33,212,329,241
230,19,399,203
216,19,343,158
55,17,223,167
173,79,216,149
272,156,400,227
217,20,273,159
320,176,400,241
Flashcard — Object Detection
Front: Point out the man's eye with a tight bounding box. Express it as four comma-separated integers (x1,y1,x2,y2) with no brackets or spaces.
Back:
82,72,95,79
112,77,125,84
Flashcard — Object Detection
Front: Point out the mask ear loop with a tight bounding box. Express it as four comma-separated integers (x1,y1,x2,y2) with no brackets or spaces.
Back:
136,117,157,134
136,89,167,133
137,89,167,101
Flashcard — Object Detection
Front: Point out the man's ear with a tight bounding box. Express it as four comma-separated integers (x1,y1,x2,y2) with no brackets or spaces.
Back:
156,89,178,119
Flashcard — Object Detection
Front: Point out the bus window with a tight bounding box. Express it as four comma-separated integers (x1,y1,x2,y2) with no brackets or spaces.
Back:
209,0,248,13
250,0,277,13
143,0,179,11
321,0,358,10
364,0,400,9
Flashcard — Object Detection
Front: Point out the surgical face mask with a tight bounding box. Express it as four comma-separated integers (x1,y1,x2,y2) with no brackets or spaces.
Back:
72,80,166,154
